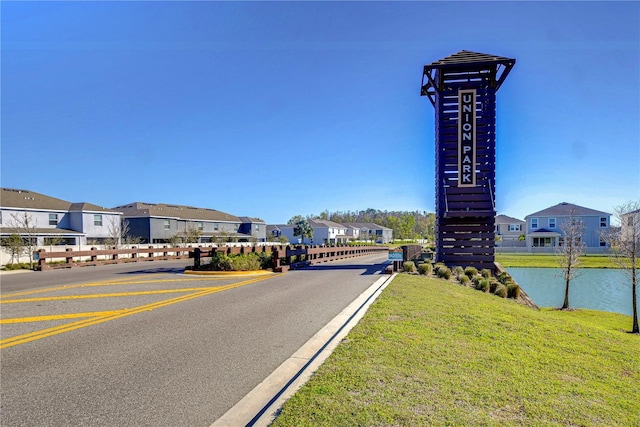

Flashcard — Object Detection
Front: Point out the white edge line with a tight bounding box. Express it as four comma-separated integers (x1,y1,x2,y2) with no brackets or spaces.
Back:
211,273,397,427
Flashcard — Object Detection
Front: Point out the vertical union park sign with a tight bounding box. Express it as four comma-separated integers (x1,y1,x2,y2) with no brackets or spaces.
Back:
458,89,476,187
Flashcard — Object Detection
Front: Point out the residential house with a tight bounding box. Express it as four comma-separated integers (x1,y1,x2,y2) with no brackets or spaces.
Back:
268,220,348,245
238,217,267,242
309,219,349,245
114,202,262,244
266,224,285,242
343,222,393,244
0,187,121,246
494,214,526,248
525,202,610,251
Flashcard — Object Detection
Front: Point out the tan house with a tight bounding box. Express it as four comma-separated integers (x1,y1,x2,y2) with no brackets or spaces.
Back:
494,214,526,248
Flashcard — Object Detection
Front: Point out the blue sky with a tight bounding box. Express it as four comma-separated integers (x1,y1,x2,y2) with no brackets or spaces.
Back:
2,1,638,224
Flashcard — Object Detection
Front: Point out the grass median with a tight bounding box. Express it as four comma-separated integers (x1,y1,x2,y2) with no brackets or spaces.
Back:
272,274,639,426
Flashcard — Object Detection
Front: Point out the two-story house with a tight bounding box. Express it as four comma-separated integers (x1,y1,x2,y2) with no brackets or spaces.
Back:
0,187,121,246
495,214,526,248
344,222,393,244
114,202,263,244
268,219,348,245
525,202,610,251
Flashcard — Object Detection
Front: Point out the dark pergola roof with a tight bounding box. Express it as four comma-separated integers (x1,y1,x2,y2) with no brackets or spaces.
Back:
420,50,516,105
424,50,515,70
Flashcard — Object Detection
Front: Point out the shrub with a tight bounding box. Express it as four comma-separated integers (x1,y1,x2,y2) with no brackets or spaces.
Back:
418,263,432,275
452,266,464,278
208,252,264,271
475,279,490,292
459,275,471,286
403,261,416,273
507,283,521,299
489,279,500,294
433,263,446,274
481,268,492,279
494,284,508,298
437,266,452,280
2,262,33,270
464,266,478,279
497,272,510,285
472,275,484,287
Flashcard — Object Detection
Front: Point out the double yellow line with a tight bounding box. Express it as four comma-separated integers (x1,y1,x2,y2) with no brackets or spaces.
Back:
0,274,278,349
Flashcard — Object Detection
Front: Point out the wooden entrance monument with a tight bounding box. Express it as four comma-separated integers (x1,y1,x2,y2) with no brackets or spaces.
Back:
421,50,515,271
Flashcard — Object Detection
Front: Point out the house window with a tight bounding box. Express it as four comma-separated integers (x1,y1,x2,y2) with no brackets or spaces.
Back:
548,218,556,229
214,223,219,231
197,222,203,231
494,225,499,233
49,213,58,226
508,224,521,232
94,214,103,226
600,217,607,228
600,237,607,247
531,218,538,229
255,224,260,231
164,219,170,230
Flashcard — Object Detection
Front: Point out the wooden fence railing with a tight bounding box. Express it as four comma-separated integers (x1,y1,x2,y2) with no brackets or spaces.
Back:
190,244,388,272
34,244,388,272
34,246,197,271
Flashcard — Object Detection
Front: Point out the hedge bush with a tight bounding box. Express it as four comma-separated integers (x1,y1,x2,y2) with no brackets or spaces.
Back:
475,278,490,292
207,252,268,271
418,263,432,275
481,268,492,279
403,261,416,273
494,284,508,298
459,275,470,286
436,266,452,280
464,266,478,279
507,283,521,299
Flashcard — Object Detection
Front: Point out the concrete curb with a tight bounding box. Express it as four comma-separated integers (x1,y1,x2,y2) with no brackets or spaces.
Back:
211,273,397,427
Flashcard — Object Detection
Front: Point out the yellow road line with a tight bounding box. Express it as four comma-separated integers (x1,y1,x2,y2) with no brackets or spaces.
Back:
0,274,280,349
0,276,225,299
1,288,212,304
1,311,127,324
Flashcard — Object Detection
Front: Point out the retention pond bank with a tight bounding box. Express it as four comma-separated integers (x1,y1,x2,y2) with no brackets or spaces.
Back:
506,267,637,316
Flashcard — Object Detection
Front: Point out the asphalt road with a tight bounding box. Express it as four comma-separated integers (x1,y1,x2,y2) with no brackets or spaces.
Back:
0,255,388,426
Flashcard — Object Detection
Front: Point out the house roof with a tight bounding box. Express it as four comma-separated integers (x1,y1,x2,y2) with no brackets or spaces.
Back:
526,202,610,218
344,222,392,231
1,188,117,213
238,216,266,224
495,214,524,224
309,219,347,229
114,202,241,222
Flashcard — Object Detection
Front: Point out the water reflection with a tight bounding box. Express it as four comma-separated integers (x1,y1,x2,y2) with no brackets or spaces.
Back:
506,268,637,316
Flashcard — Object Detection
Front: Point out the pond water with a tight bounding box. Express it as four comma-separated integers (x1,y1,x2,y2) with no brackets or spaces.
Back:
506,268,638,317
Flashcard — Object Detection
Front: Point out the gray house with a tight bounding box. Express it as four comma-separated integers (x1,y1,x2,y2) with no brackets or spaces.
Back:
525,202,610,251
238,217,267,242
495,214,526,248
0,187,121,246
114,202,263,244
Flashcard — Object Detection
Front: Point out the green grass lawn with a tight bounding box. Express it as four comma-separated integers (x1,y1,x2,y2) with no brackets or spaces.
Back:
272,274,639,427
496,253,619,268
